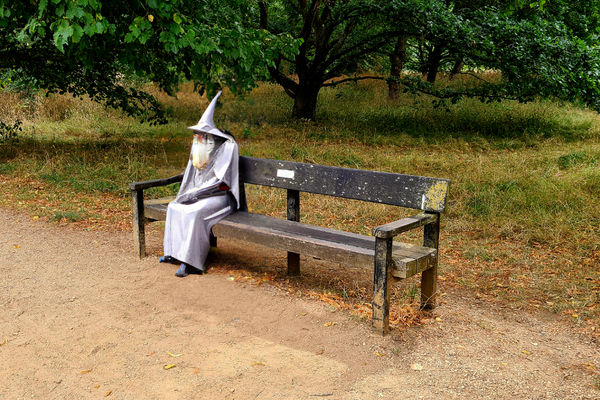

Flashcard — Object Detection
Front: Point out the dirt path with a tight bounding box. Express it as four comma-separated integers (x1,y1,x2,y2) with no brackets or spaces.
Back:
0,209,598,399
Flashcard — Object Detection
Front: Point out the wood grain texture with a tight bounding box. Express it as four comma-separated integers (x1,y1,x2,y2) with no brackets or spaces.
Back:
131,190,146,258
421,212,440,309
287,189,301,276
143,198,172,222
212,212,435,278
239,156,450,212
128,174,184,191
372,213,438,238
140,203,435,277
372,237,392,335
139,201,436,279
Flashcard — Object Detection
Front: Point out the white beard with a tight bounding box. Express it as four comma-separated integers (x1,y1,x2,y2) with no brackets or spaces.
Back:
191,134,215,170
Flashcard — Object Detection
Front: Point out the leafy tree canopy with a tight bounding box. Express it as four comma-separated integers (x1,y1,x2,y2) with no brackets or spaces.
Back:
0,0,298,123
254,0,600,119
2,0,599,122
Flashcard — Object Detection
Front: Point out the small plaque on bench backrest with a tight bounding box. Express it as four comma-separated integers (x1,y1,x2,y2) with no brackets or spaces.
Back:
239,156,450,212
276,169,295,179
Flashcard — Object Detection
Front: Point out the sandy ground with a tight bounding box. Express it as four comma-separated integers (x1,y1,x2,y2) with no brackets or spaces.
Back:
0,208,599,399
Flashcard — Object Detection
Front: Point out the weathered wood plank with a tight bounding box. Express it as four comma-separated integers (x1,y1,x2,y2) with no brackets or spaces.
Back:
144,200,170,222
421,212,440,309
372,213,438,238
233,213,434,260
212,212,435,276
238,182,248,212
142,203,435,278
129,174,184,191
372,237,392,335
239,156,450,212
131,190,146,258
287,189,301,276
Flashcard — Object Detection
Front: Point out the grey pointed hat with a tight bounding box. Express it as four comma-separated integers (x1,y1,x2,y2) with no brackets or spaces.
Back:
187,91,231,140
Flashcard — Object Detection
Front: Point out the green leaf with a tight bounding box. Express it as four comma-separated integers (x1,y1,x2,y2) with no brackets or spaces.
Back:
38,0,48,15
71,24,84,42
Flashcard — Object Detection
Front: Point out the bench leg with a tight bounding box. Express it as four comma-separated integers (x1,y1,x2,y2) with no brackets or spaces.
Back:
131,189,146,258
420,262,437,309
287,189,301,276
421,215,440,309
372,237,392,335
287,253,300,276
209,231,217,247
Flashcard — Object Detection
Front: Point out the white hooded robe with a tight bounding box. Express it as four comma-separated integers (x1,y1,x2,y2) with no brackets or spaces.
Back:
162,92,239,271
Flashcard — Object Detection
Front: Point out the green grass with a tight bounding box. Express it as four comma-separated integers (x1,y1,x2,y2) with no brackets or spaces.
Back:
1,77,599,330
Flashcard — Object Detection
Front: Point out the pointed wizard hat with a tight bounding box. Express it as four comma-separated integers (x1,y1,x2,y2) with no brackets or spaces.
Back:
187,91,231,140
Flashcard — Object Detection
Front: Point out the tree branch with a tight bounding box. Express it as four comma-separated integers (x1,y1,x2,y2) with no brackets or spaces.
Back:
258,1,268,29
323,75,387,87
268,66,298,97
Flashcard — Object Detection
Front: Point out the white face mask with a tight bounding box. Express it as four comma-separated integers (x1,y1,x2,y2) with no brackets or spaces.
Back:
191,133,215,170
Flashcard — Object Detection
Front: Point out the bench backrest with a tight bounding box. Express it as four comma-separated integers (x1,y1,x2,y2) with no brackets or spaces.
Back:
239,156,450,212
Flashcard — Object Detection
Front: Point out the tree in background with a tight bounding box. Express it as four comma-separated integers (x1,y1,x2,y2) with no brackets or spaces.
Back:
0,0,298,123
2,0,600,122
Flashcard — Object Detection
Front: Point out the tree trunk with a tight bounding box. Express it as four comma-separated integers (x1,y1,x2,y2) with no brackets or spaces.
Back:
292,82,321,120
388,35,408,100
449,59,464,80
426,45,443,83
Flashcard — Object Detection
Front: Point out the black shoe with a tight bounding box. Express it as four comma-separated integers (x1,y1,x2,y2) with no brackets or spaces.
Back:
188,267,203,275
160,255,177,264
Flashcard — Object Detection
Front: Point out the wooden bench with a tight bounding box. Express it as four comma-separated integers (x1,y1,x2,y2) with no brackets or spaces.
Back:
129,156,450,335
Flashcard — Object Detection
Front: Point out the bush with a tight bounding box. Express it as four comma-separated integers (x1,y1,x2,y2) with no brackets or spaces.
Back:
0,119,21,144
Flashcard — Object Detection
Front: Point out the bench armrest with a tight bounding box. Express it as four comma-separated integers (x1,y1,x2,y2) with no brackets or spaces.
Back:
372,213,438,239
128,174,184,191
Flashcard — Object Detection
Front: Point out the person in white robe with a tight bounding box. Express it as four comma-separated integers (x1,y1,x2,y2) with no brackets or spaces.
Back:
161,92,240,277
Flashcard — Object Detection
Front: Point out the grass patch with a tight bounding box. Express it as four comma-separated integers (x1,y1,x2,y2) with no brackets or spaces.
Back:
1,77,599,333
53,210,88,222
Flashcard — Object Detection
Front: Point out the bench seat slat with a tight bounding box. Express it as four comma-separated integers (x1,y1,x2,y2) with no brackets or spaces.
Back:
213,212,436,279
143,202,432,259
221,212,434,260
144,198,172,221
143,202,436,279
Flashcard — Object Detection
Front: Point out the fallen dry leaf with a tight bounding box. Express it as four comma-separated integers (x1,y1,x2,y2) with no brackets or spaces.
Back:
146,351,155,357
323,322,337,327
252,362,266,366
80,369,92,374
193,367,199,375
167,352,183,357
411,363,424,371
93,385,100,389
374,352,386,357
522,350,531,356
104,390,112,397
163,364,176,370
316,349,324,355
13,245,19,249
